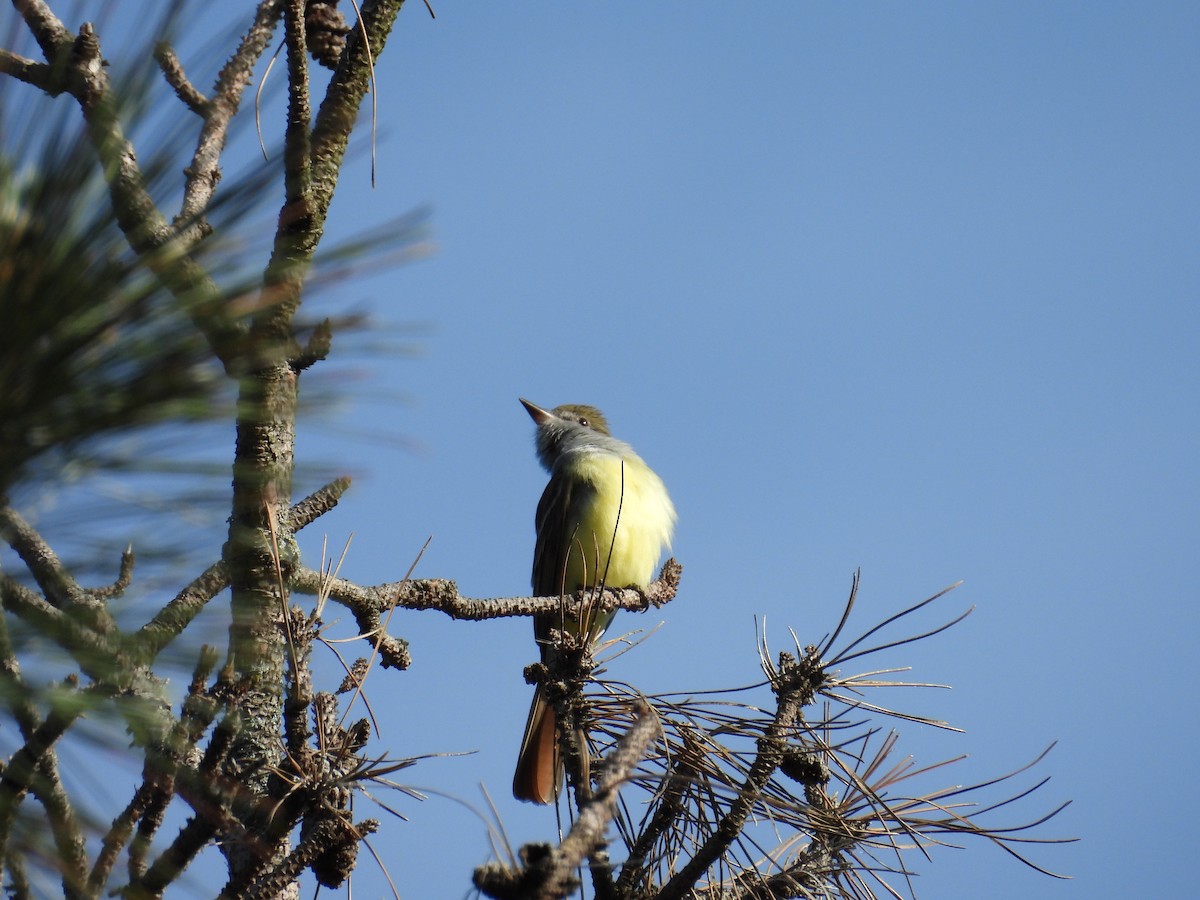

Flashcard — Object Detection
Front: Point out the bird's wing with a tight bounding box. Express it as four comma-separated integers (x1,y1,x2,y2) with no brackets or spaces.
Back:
531,466,597,650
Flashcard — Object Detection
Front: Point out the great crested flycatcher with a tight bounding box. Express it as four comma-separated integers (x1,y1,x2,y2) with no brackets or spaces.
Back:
512,398,676,804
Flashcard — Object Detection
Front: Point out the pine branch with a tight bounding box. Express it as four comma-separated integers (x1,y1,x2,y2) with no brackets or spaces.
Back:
474,703,659,900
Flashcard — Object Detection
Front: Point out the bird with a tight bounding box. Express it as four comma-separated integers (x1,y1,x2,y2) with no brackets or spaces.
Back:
512,398,676,804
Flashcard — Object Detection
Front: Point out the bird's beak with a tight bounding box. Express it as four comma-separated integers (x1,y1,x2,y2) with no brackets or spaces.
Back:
519,398,554,426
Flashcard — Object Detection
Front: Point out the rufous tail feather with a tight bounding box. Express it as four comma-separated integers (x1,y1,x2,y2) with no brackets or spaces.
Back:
513,686,562,804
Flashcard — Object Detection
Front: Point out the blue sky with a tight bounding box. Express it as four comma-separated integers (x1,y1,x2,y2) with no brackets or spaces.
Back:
7,1,1200,897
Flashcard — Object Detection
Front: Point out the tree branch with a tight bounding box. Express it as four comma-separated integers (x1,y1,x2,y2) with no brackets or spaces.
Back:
88,545,136,601
128,478,353,663
12,0,72,59
0,47,55,90
0,613,82,879
0,576,114,678
0,505,91,611
294,558,682,623
289,559,680,673
0,678,90,897
176,0,284,232
291,475,352,528
153,41,209,115
657,649,824,899
127,560,229,665
309,0,405,219
474,702,658,900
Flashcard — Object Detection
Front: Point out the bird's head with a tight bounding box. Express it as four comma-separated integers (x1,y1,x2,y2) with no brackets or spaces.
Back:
520,398,612,470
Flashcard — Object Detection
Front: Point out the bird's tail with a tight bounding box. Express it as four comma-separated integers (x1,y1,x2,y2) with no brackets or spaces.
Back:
512,686,562,804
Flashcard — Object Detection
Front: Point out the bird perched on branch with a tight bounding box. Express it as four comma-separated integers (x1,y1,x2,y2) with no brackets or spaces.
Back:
512,398,676,804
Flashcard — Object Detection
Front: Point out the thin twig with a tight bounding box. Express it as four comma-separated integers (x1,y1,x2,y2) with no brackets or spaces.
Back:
153,40,208,114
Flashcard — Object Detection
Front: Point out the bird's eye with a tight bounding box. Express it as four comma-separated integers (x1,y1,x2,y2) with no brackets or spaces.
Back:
578,418,589,428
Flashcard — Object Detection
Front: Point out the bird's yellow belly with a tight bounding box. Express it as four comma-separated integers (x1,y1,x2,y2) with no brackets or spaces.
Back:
563,453,673,591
